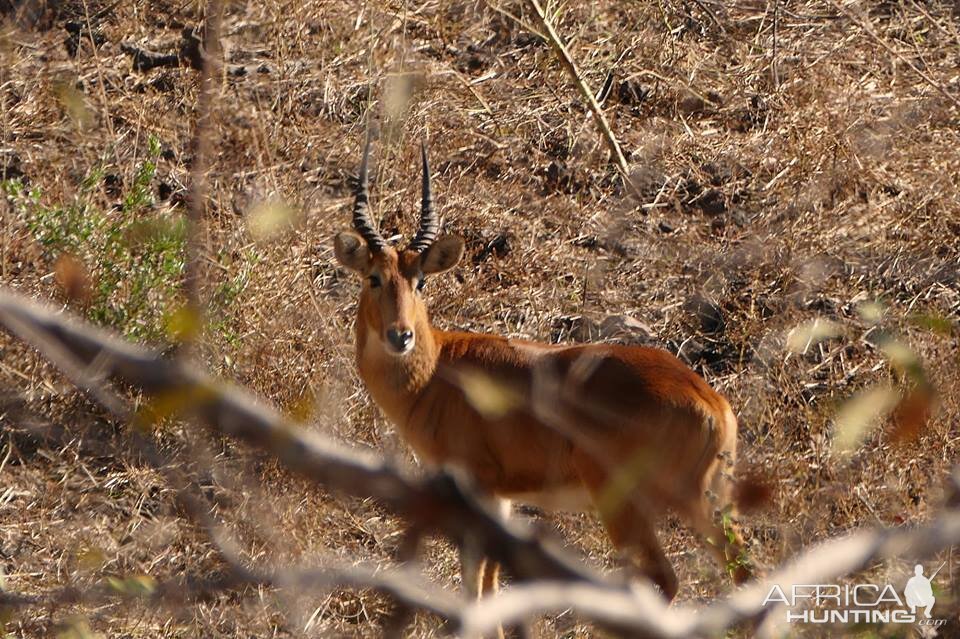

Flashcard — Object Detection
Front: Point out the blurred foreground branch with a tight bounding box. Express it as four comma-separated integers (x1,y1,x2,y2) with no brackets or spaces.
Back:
0,288,628,625
0,289,595,587
2,287,960,637
0,556,461,628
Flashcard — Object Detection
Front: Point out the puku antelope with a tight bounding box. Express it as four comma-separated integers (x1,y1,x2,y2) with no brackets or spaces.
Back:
333,139,752,601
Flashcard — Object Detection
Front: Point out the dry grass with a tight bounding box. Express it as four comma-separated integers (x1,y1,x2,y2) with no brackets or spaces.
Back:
1,0,959,636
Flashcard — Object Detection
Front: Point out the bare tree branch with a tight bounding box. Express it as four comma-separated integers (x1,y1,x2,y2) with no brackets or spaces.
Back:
0,288,604,589
456,510,960,638
0,409,462,628
2,287,959,638
0,560,461,627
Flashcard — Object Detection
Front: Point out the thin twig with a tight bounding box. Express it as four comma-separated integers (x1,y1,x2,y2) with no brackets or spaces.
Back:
691,0,726,33
519,1,633,188
771,0,780,89
0,561,461,627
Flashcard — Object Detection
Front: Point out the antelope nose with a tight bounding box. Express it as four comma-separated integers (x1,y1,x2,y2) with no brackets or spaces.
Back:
386,328,415,353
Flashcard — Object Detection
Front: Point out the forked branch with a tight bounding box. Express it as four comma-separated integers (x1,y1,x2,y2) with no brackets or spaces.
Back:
1,287,959,637
0,289,601,589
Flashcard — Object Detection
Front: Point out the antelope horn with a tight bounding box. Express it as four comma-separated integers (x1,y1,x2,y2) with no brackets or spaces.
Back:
352,135,387,252
408,141,439,253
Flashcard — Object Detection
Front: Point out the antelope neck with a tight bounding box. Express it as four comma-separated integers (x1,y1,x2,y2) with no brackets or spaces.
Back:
355,304,440,426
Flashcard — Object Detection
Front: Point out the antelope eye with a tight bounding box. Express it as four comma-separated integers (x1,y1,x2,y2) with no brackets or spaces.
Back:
416,277,425,292
368,275,381,288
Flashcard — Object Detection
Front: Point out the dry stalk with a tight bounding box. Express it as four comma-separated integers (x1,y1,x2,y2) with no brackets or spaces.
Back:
519,0,635,192
184,0,225,323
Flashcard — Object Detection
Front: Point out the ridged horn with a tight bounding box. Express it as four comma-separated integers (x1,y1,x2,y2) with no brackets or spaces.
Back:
408,141,439,253
352,135,386,252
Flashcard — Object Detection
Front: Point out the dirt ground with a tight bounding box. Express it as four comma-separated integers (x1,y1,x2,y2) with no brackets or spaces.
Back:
0,0,959,636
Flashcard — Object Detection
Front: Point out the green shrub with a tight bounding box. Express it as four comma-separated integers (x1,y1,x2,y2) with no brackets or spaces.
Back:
3,137,185,342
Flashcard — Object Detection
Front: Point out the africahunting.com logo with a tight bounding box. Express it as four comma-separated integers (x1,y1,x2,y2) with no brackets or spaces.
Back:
763,563,946,627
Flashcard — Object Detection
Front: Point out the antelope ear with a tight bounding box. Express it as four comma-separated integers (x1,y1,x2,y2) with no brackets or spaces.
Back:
420,235,464,275
334,231,371,272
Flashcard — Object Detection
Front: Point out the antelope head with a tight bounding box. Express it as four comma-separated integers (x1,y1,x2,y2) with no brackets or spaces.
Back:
334,139,465,356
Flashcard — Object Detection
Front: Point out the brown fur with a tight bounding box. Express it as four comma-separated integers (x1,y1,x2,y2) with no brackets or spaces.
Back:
337,236,751,600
